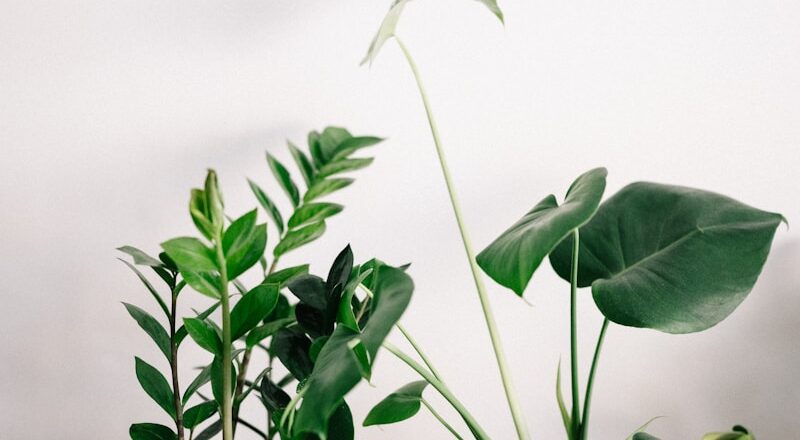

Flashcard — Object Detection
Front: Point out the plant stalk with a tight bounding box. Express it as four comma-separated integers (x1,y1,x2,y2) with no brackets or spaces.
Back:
569,229,581,439
580,318,609,440
215,238,234,440
397,323,443,381
422,397,465,440
394,36,530,440
170,280,185,440
383,341,490,440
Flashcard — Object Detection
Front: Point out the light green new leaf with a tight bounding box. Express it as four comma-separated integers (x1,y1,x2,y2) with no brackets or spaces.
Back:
293,265,414,438
135,357,176,419
247,179,285,235
203,170,225,235
180,271,221,299
703,426,754,440
363,381,428,426
123,303,171,362
190,188,215,241
223,210,267,279
118,246,164,267
330,136,384,162
183,401,219,430
273,221,326,257
266,152,300,207
183,318,222,355
549,182,784,333
288,141,316,188
477,167,607,296
129,423,177,440
318,157,375,178
304,178,354,203
288,203,344,230
361,0,410,66
161,237,217,273
230,284,279,340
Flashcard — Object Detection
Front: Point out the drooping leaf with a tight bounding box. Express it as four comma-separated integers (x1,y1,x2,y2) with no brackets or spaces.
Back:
246,317,295,348
549,182,784,333
260,376,291,412
118,246,164,267
129,423,177,440
288,141,316,188
231,284,279,340
272,327,314,380
183,400,218,430
223,209,268,279
264,264,309,287
330,136,384,162
266,152,300,208
182,364,212,405
293,265,414,438
161,237,217,273
304,178,354,203
318,157,375,178
361,0,410,66
363,381,428,426
135,357,176,419
248,179,285,235
477,167,607,296
118,259,171,319
123,303,172,362
288,203,344,230
183,318,222,355
274,222,326,257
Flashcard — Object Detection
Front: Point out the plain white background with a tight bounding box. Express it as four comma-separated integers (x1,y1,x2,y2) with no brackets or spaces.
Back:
1,0,798,438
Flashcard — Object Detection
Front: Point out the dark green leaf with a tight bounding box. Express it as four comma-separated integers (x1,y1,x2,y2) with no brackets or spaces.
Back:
296,303,328,338
337,268,373,331
293,265,413,437
118,259,171,319
274,221,326,257
288,141,316,188
231,284,279,340
632,434,661,440
118,246,164,267
194,419,222,440
363,381,428,426
272,327,314,380
318,127,352,163
326,245,354,293
288,203,344,230
266,152,300,207
477,167,607,296
318,157,375,178
182,363,212,405
549,182,784,333
246,317,295,348
260,376,291,412
183,400,218,430
308,130,325,169
135,357,176,419
129,423,177,440
183,318,222,355
361,0,410,66
264,293,292,322
347,337,372,381
264,264,309,287
161,237,216,273
309,336,329,363
210,356,236,406
330,137,383,162
288,275,328,309
123,303,172,362
327,402,355,440
304,178,354,203
248,179,284,235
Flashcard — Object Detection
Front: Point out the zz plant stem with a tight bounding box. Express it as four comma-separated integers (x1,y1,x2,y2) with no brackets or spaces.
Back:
569,229,581,438
213,233,234,440
580,318,609,440
394,35,531,440
170,280,186,440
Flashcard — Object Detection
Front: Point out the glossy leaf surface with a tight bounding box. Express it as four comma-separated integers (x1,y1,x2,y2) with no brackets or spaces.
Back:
183,318,222,355
129,423,177,440
183,401,218,430
135,357,176,419
123,303,172,362
363,381,428,426
222,210,267,279
274,222,326,257
230,284,279,340
248,179,284,235
288,203,343,230
267,153,300,207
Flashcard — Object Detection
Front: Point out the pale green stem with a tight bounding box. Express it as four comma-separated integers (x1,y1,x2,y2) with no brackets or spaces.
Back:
569,229,581,439
422,397,465,440
579,318,609,440
279,386,308,432
394,35,530,440
215,238,234,440
383,341,490,440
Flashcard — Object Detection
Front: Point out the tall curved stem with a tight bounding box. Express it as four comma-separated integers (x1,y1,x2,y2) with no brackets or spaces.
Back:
580,318,609,440
214,239,233,440
569,230,581,438
394,35,530,440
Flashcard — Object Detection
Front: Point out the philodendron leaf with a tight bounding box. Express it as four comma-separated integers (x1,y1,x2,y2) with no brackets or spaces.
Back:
134,357,176,419
288,203,344,230
183,318,222,355
304,178,354,203
222,209,267,279
118,246,164,267
248,179,285,235
230,284,279,340
477,167,607,296
363,381,428,426
549,182,784,333
129,423,177,440
703,425,754,440
274,221,326,257
361,0,410,66
183,400,218,430
267,152,300,207
123,303,172,362
293,264,413,438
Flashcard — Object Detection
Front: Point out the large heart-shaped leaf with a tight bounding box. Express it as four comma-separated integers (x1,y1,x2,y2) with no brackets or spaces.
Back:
292,264,413,438
549,182,784,333
363,381,428,426
477,167,607,296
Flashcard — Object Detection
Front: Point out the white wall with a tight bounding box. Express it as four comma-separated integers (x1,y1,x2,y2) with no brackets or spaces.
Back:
1,0,798,438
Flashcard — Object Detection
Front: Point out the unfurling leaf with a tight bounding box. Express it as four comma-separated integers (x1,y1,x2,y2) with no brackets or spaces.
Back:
363,381,428,426
549,182,784,333
134,357,176,419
